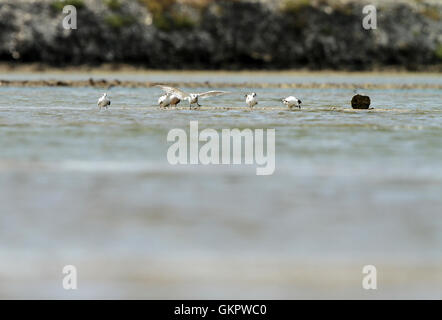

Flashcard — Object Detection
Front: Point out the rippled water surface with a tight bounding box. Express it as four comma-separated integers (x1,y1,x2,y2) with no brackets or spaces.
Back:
0,72,441,298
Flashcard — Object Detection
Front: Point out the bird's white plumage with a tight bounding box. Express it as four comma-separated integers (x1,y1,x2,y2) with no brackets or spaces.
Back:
158,94,167,106
246,93,258,108
156,85,189,100
198,91,228,99
97,93,111,109
156,85,228,108
282,96,302,109
158,93,181,108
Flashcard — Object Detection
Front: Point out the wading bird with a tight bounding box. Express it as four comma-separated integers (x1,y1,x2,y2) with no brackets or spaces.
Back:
97,93,111,110
282,96,302,109
156,85,228,109
158,93,181,108
245,92,258,108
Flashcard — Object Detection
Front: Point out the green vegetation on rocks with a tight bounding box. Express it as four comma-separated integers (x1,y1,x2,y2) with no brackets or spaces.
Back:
0,0,440,70
104,14,136,29
138,0,197,31
282,0,310,14
435,45,442,61
104,0,123,11
51,0,85,11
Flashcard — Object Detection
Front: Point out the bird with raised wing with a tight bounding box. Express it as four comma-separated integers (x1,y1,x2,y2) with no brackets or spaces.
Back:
156,85,228,109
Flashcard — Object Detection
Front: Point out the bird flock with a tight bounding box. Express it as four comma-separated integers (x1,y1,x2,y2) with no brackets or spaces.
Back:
97,85,302,110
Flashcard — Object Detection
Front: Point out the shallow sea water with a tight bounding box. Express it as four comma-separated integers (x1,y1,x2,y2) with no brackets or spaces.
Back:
0,72,441,298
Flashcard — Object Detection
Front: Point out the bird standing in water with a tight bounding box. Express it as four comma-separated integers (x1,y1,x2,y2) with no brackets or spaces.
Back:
158,93,181,108
97,93,111,110
156,85,228,109
245,92,258,108
282,96,302,109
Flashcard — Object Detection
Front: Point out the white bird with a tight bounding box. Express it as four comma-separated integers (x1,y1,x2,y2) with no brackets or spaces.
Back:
156,85,228,109
158,93,181,108
245,92,258,108
97,93,111,110
282,96,302,109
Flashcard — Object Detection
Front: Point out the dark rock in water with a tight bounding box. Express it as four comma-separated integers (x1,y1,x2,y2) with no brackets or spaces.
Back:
351,94,371,109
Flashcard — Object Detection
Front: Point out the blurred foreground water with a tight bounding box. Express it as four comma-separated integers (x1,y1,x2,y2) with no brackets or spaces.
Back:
0,72,441,298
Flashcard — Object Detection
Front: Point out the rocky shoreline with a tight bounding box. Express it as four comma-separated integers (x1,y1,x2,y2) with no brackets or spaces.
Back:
0,0,441,70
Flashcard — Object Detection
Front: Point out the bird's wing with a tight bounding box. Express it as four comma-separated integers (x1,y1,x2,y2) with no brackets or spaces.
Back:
198,91,229,99
155,85,189,99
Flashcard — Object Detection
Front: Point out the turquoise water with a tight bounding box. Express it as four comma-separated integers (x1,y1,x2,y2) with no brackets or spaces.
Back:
0,73,441,298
